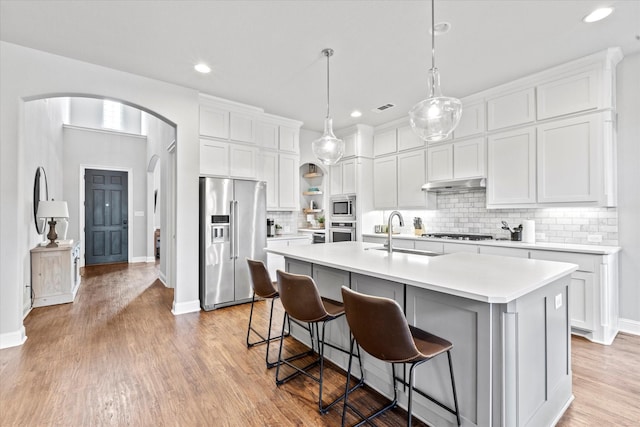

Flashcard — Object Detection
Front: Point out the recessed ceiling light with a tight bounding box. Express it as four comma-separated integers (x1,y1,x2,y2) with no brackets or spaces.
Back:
194,63,211,74
583,7,614,23
350,110,362,118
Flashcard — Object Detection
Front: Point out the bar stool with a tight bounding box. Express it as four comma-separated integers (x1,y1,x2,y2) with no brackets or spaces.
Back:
340,286,461,427
275,270,364,414
246,259,290,369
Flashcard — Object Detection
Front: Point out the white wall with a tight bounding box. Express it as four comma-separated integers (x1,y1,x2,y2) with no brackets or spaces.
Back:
0,41,200,349
69,97,142,134
62,126,148,262
616,52,640,326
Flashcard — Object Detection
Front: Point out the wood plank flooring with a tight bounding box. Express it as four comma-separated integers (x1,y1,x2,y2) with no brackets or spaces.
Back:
1,262,638,426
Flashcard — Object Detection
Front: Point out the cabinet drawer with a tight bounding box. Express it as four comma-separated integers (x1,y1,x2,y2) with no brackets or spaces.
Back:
529,250,597,272
479,246,529,258
443,242,479,254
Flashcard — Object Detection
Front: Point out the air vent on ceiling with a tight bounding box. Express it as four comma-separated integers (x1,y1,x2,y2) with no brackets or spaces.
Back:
372,103,396,113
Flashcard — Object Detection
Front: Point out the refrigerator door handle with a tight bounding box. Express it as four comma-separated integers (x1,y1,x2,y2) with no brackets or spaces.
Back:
234,200,240,259
229,201,235,260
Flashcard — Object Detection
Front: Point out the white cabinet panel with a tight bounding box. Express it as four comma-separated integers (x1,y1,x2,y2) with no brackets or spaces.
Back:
278,153,298,209
279,126,298,153
229,144,257,178
537,115,599,203
261,151,278,209
454,138,485,179
487,88,535,131
487,128,536,206
427,144,453,182
200,106,229,139
414,240,444,254
443,242,479,254
229,112,256,143
568,272,595,332
454,101,485,138
478,246,529,258
343,133,357,158
397,150,426,208
373,128,397,156
397,125,424,151
330,164,342,196
200,139,229,176
537,69,599,120
373,156,397,209
258,122,279,150
342,159,356,195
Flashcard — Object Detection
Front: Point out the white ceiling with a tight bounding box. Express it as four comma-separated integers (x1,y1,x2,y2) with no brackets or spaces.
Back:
1,0,639,131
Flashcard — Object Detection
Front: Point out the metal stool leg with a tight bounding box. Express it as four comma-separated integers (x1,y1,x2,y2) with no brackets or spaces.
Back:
448,350,461,426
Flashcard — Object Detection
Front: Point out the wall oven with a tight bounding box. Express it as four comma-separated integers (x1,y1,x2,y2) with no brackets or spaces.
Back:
330,195,356,221
329,221,356,243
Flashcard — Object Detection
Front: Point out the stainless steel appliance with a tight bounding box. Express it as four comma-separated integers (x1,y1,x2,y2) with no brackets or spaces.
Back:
267,218,275,237
199,177,267,311
330,195,356,221
329,221,356,242
312,232,326,244
421,232,493,241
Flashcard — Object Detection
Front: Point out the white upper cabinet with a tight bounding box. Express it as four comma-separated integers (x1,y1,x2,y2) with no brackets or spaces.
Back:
279,126,298,153
454,101,485,138
454,138,485,179
278,153,298,209
261,151,278,208
537,114,600,203
343,133,357,158
397,125,424,151
373,156,397,209
487,87,536,131
427,144,453,182
373,128,397,157
258,122,279,150
536,69,599,120
200,106,229,139
229,112,256,143
397,150,426,208
200,139,230,176
487,127,537,206
229,144,257,179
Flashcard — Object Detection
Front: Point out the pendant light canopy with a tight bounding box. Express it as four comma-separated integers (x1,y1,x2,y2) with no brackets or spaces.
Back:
409,0,462,142
312,48,344,166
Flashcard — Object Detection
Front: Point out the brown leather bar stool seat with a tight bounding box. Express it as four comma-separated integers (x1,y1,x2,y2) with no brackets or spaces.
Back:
246,259,290,369
340,286,461,427
275,270,364,414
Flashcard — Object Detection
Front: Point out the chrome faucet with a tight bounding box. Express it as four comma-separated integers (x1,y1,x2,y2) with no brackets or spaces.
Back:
387,211,404,253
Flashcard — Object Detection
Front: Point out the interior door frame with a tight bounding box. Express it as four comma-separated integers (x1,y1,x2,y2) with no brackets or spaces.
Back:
79,164,134,267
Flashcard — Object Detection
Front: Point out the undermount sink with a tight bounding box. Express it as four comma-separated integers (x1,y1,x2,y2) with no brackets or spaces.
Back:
366,246,441,257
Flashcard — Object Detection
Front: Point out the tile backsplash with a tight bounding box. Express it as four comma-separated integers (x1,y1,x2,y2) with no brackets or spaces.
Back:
267,211,298,234
376,190,618,246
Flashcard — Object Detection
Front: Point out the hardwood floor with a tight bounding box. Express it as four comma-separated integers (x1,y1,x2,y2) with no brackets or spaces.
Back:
1,262,638,426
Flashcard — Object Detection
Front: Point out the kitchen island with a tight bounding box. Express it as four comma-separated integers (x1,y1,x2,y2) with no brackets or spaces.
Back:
266,241,578,427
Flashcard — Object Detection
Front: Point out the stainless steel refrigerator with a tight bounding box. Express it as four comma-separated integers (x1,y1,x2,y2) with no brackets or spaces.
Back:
199,177,267,311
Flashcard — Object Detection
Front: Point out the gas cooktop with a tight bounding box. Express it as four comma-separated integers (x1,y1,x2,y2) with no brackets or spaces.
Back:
421,233,494,241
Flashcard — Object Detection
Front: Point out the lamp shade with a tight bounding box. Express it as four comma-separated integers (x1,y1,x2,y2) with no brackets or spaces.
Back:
36,200,69,219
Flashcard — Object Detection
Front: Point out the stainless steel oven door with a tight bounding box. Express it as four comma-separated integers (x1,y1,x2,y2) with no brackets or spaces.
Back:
329,227,356,243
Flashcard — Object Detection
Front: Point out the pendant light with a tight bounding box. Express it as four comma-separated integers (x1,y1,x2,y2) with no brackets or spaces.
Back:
312,48,345,166
409,0,462,142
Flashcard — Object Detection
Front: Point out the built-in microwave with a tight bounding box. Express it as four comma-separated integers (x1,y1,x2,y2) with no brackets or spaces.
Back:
330,195,356,221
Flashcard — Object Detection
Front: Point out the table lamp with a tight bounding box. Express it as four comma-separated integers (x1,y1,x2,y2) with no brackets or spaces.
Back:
36,200,69,248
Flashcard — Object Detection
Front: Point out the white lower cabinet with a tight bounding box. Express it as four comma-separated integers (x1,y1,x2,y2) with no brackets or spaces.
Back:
478,246,529,258
443,242,479,254
266,237,311,279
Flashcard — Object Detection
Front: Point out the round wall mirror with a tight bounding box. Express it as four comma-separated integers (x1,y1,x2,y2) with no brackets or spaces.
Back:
33,166,49,234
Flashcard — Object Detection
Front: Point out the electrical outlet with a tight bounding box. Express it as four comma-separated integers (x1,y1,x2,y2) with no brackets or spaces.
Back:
587,234,603,243
555,294,562,310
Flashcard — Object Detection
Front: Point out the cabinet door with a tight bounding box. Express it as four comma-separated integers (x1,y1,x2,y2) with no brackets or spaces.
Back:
200,139,229,176
373,156,397,209
537,115,599,203
343,133,357,158
266,240,287,279
537,69,599,120
454,101,485,138
279,126,299,153
261,151,278,209
374,128,397,157
229,112,256,143
278,153,298,209
258,122,278,150
342,159,356,194
330,163,343,196
397,125,424,151
478,246,529,258
427,144,453,182
568,272,595,332
200,106,229,139
442,242,479,254
397,150,426,208
487,128,536,205
487,88,535,131
454,138,485,179
229,144,257,179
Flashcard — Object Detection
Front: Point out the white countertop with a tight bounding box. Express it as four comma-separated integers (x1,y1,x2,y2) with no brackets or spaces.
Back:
267,234,313,241
298,227,326,234
266,241,578,304
362,233,620,255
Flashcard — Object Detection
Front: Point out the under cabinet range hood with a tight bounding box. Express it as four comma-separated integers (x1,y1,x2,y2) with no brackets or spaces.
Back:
422,177,486,193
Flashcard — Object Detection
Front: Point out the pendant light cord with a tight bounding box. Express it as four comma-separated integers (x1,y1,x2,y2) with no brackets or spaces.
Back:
431,0,436,70
325,49,331,119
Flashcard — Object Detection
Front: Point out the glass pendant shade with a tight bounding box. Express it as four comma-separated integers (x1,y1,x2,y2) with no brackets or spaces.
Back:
312,117,344,165
409,68,462,142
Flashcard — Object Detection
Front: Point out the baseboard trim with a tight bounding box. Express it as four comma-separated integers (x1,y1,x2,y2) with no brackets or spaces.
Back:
172,299,201,315
0,326,27,349
618,318,640,336
158,271,169,287
130,256,148,263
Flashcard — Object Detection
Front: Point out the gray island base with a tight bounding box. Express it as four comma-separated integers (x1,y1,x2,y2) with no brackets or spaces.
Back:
266,241,578,427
